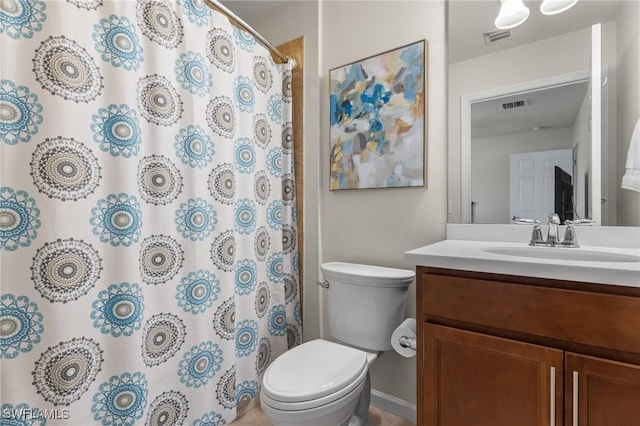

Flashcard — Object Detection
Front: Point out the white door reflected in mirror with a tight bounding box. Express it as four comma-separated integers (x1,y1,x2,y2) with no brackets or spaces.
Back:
508,149,573,224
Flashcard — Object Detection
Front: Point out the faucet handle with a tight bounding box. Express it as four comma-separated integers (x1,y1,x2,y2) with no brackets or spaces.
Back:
511,216,544,246
529,223,545,246
562,222,580,248
511,216,546,246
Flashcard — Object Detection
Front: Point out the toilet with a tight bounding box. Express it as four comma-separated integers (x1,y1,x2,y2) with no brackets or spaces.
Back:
260,262,415,426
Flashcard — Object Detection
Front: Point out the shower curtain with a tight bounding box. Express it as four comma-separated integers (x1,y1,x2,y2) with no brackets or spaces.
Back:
0,0,301,424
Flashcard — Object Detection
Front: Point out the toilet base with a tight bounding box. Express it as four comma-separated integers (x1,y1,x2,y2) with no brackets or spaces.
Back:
347,373,372,426
260,372,373,426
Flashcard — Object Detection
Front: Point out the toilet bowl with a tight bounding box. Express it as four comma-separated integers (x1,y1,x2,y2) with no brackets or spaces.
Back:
259,262,415,426
260,339,375,426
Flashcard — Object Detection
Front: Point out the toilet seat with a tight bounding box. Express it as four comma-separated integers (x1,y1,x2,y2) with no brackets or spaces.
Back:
261,339,369,411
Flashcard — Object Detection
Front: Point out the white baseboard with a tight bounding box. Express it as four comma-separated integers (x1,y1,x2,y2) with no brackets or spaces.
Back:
370,389,417,423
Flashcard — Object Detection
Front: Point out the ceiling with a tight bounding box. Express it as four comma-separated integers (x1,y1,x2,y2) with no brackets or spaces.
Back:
218,0,287,25
449,0,622,63
471,80,589,139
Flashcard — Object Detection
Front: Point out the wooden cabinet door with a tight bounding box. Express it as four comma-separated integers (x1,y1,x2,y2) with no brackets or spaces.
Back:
424,324,563,426
566,353,640,426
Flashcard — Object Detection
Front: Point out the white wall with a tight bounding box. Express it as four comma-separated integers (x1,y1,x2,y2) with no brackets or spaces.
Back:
319,0,447,405
471,127,573,223
616,0,640,226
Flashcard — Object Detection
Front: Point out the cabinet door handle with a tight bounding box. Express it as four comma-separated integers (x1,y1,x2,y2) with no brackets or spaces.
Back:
572,371,579,426
550,366,556,426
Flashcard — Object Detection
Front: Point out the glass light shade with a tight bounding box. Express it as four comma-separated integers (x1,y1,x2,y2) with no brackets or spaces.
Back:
494,0,530,29
540,0,579,15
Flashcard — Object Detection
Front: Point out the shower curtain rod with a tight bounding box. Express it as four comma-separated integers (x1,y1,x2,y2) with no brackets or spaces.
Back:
203,0,295,67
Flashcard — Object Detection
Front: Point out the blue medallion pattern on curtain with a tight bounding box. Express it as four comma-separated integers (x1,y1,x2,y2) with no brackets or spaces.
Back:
0,0,300,424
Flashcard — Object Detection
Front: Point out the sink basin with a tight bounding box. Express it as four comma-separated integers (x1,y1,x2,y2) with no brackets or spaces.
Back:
483,246,640,263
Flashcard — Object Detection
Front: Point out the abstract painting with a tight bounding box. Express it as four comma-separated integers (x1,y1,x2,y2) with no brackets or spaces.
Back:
329,40,426,190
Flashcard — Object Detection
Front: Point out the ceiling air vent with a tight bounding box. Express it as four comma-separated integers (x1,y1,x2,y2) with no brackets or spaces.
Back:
483,29,511,46
501,99,528,110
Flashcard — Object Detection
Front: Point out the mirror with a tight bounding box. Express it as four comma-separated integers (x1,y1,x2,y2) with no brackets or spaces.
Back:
448,0,640,226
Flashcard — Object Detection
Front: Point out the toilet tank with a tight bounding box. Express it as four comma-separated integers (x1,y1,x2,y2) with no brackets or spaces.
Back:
320,262,415,352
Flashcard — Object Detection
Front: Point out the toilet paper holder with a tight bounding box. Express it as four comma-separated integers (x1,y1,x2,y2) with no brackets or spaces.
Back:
391,318,417,357
398,335,417,350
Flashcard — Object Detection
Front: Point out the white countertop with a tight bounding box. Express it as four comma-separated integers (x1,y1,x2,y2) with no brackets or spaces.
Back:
404,239,640,288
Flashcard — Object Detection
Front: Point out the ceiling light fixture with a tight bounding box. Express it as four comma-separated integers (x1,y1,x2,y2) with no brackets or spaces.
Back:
494,0,580,30
494,0,530,30
540,0,579,15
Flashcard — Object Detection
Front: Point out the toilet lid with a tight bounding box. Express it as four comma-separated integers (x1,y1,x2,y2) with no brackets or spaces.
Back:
321,262,415,287
261,339,368,403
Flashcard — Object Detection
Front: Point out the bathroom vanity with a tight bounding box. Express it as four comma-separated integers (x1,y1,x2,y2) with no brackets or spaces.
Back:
405,227,640,426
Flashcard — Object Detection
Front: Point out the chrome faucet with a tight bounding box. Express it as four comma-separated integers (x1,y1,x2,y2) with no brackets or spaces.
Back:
513,214,595,247
546,214,561,246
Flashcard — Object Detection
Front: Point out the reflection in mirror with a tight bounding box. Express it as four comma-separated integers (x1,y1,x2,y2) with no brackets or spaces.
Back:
470,80,589,224
447,0,640,226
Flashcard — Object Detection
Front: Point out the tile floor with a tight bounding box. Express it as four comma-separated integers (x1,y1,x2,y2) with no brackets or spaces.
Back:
230,402,416,426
